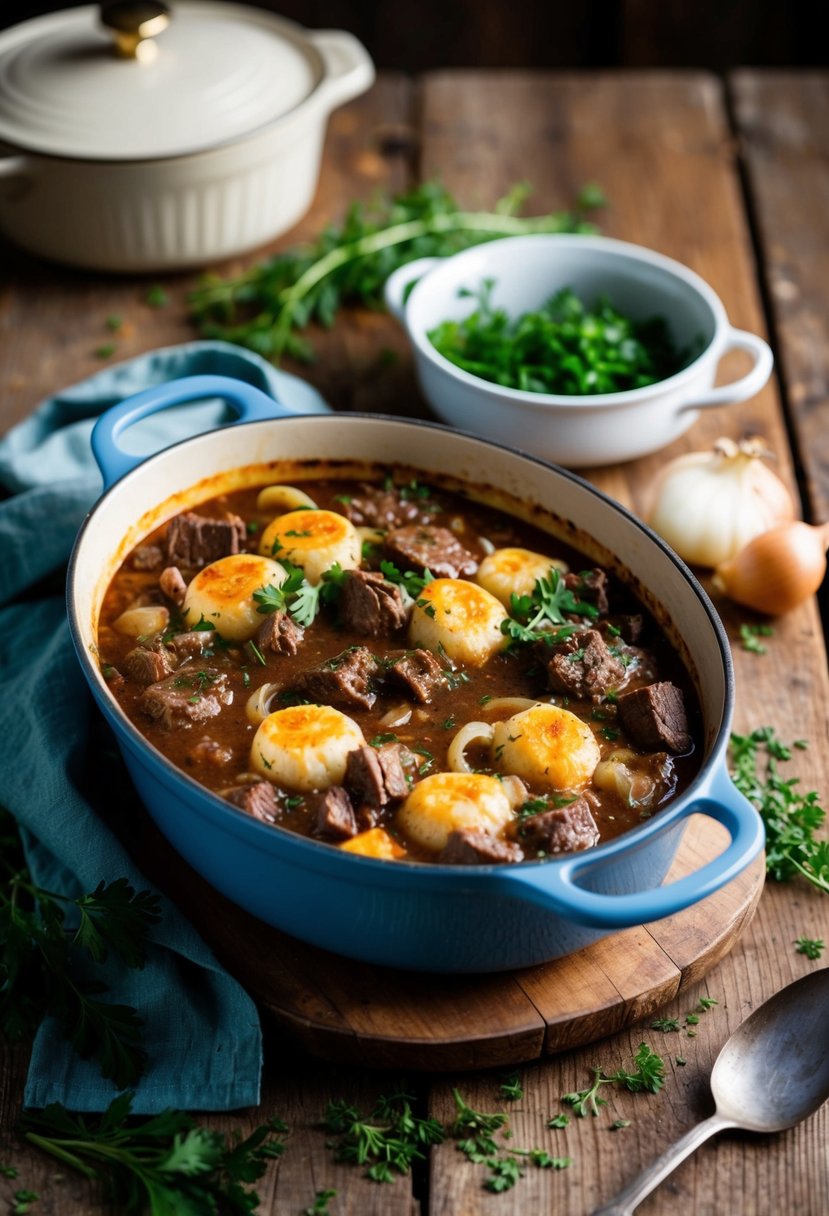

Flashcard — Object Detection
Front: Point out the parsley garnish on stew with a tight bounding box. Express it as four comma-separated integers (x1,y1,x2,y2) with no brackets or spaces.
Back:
501,569,596,646
253,562,345,629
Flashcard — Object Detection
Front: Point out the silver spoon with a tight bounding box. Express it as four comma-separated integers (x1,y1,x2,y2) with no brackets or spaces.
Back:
593,969,829,1216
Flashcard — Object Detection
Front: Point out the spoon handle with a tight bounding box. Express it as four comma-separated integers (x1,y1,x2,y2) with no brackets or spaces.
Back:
591,1113,735,1216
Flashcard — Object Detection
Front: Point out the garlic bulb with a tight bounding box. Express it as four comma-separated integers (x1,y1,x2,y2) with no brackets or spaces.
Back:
713,520,829,615
646,438,795,568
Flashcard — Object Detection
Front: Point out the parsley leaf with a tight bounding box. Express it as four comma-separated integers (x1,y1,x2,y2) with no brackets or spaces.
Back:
730,727,829,893
563,1043,666,1118
20,1094,288,1214
795,936,825,960
428,282,687,395
0,814,161,1088
740,622,774,654
501,569,597,647
499,1073,524,1101
323,1091,444,1182
253,562,345,629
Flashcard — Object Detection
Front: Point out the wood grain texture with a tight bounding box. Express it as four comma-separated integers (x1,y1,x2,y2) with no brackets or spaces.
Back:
730,71,829,526
2,70,829,1215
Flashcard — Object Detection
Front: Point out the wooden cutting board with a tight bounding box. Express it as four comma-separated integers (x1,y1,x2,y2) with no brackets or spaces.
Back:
137,810,764,1072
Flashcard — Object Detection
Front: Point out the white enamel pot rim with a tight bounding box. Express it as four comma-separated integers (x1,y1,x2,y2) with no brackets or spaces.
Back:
67,403,763,947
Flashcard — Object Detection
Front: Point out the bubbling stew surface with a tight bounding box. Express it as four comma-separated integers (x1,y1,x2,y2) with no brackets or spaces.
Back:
97,470,701,865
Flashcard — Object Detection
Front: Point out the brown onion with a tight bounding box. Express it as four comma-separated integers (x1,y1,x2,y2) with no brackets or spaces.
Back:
712,521,829,615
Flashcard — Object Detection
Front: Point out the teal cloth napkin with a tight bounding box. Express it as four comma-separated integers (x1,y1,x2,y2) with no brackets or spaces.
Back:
0,341,330,1113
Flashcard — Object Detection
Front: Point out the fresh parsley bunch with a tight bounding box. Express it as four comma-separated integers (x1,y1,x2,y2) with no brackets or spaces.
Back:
189,182,603,362
20,1093,288,1216
0,810,161,1088
428,282,687,395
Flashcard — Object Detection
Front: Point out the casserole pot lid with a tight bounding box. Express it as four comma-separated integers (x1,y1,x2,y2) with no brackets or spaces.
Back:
0,1,326,160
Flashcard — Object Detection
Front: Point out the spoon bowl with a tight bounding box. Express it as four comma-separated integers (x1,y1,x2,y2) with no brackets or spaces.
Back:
593,969,829,1215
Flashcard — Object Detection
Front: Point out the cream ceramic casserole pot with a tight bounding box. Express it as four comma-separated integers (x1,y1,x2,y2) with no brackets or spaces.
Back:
67,377,764,972
0,2,374,270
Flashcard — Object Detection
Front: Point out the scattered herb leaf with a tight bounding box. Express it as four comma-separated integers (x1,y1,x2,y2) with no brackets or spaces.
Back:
739,622,774,654
730,727,829,894
499,1073,524,1101
323,1092,444,1183
795,936,825,960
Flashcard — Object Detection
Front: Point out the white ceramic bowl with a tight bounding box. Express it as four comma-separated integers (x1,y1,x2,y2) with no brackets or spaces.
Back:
385,234,773,467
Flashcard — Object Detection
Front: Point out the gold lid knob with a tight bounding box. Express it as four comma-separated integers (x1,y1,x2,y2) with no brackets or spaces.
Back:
100,1,170,61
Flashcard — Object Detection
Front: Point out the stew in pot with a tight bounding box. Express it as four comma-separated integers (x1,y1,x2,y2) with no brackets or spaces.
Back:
97,470,700,865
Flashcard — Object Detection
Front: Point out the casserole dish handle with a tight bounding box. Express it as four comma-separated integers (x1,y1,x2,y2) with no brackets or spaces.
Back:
491,769,764,929
679,327,773,412
308,30,376,111
384,258,443,321
91,374,291,489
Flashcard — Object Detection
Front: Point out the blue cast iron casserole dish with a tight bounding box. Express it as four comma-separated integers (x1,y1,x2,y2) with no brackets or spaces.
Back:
67,376,764,972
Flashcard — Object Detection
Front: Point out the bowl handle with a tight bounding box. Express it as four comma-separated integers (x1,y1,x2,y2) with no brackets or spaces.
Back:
91,374,288,489
678,327,773,413
490,769,764,929
384,258,443,321
307,30,375,111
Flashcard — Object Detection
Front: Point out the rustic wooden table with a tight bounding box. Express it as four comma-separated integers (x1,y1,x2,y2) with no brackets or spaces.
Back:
2,70,828,1215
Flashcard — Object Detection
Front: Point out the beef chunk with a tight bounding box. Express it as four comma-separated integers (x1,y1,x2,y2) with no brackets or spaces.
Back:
131,544,164,572
342,483,433,530
384,648,446,703
165,512,246,569
159,565,187,606
167,631,215,662
564,568,609,615
138,668,232,729
226,781,278,823
309,786,358,840
617,681,691,753
346,743,410,816
339,570,408,637
185,735,234,769
255,610,305,656
383,525,478,579
438,829,524,865
545,629,625,699
290,646,381,710
518,798,600,855
123,645,175,687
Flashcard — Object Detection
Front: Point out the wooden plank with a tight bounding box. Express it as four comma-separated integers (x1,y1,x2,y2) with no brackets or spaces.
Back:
419,69,829,1215
730,70,829,524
